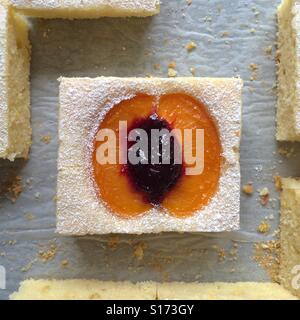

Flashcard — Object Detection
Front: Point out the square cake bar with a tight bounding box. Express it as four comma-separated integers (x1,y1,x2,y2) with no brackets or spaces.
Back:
0,0,31,160
277,0,300,141
10,0,160,19
280,178,300,298
57,77,242,235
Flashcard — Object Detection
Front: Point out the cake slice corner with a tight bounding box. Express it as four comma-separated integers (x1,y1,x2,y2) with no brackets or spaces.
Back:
0,1,31,160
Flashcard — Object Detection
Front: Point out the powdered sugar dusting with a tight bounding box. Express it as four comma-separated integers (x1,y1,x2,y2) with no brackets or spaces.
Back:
0,1,9,157
57,77,242,235
10,0,160,17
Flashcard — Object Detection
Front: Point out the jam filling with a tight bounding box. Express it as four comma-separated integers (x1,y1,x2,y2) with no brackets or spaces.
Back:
125,113,183,205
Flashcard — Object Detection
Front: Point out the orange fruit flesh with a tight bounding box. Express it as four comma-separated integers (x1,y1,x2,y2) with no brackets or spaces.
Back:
92,95,153,217
158,94,221,217
92,94,221,218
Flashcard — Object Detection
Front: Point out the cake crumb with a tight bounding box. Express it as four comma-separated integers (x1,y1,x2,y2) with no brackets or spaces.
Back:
6,176,23,203
264,45,273,57
185,41,197,52
217,248,226,262
38,244,57,263
273,175,282,192
253,241,280,283
168,68,177,77
259,187,270,206
212,245,228,263
133,242,146,261
220,31,230,37
243,183,254,195
7,240,17,246
249,63,258,81
24,212,35,221
21,259,37,273
259,187,269,197
107,236,120,250
168,61,176,69
249,63,258,71
186,0,192,5
258,221,270,234
40,135,51,144
61,260,69,268
278,146,294,158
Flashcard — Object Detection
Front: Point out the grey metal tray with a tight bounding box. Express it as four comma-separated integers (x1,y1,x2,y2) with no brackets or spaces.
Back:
1,0,300,300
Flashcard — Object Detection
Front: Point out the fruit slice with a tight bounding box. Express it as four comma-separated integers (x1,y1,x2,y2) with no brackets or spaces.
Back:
92,93,221,218
92,95,154,217
158,94,221,217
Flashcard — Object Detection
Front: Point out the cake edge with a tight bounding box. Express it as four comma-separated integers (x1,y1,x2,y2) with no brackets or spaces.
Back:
9,0,161,19
280,177,300,299
10,279,298,300
277,0,300,141
0,2,31,160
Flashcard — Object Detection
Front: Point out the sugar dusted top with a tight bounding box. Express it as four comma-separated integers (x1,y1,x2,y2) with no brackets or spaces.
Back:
58,77,242,234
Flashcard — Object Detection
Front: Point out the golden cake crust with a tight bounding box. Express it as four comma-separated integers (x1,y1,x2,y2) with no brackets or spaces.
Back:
280,178,300,298
10,0,160,18
0,0,31,160
277,0,300,141
157,282,298,300
10,279,298,300
10,279,157,300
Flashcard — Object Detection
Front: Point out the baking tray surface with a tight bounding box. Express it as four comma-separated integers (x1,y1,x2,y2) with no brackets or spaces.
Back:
1,0,300,300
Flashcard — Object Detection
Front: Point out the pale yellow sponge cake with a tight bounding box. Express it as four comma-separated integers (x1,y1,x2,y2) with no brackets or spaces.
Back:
157,282,297,300
280,178,300,298
10,280,298,300
10,279,157,300
10,0,160,19
0,0,31,160
277,0,300,141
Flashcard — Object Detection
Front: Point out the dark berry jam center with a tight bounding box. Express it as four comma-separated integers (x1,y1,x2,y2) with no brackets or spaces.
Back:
125,113,183,205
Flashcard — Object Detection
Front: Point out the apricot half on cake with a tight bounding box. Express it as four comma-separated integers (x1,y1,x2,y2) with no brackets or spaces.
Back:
92,94,221,218
57,77,242,235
